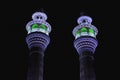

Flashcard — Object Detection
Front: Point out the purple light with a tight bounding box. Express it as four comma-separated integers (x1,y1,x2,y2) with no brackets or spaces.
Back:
26,12,51,51
32,12,47,21
26,12,51,35
77,16,92,25
72,16,98,39
74,36,98,54
26,32,50,51
72,15,98,54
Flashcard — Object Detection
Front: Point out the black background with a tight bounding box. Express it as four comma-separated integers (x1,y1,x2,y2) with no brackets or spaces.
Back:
2,0,120,80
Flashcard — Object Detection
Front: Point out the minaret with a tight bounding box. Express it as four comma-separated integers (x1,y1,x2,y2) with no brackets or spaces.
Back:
25,12,52,80
72,16,98,80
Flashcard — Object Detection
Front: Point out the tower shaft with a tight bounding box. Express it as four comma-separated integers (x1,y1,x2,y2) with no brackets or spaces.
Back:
26,32,50,80
27,47,44,80
74,37,97,80
79,51,96,80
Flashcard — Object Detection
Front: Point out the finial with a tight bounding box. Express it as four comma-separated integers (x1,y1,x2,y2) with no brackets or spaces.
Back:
32,12,47,22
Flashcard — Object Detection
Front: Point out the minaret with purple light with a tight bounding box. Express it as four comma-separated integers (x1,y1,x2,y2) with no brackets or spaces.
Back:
26,12,51,80
72,16,98,80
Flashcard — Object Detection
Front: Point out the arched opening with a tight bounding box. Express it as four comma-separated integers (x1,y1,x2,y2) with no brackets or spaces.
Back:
88,28,95,37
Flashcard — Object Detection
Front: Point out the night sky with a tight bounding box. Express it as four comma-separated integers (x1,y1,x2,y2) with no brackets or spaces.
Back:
2,0,119,80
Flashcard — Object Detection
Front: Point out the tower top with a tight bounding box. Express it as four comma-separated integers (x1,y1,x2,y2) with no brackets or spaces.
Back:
77,16,92,25
26,12,51,35
32,12,47,22
73,15,98,39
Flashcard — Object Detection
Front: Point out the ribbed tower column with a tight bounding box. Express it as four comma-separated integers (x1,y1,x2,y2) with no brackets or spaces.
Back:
25,12,52,80
72,16,98,80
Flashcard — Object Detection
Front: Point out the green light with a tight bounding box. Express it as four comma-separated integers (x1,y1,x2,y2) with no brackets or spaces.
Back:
76,29,81,35
32,24,38,29
81,27,87,32
40,24,47,31
89,28,94,34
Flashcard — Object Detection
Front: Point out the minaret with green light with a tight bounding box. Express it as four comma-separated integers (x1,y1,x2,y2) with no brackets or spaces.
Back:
72,16,98,80
26,12,51,80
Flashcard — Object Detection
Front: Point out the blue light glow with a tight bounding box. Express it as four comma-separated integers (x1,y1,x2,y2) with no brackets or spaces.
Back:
26,12,51,35
73,16,98,39
72,15,98,54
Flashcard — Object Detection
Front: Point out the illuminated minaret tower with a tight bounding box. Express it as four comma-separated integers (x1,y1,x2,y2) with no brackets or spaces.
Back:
26,12,51,80
72,16,98,80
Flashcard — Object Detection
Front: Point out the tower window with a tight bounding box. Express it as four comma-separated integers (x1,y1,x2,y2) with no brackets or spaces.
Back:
89,28,94,34
40,24,47,31
89,28,95,37
36,16,39,19
40,16,43,19
32,24,38,29
82,20,86,23
81,27,87,32
76,29,81,35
